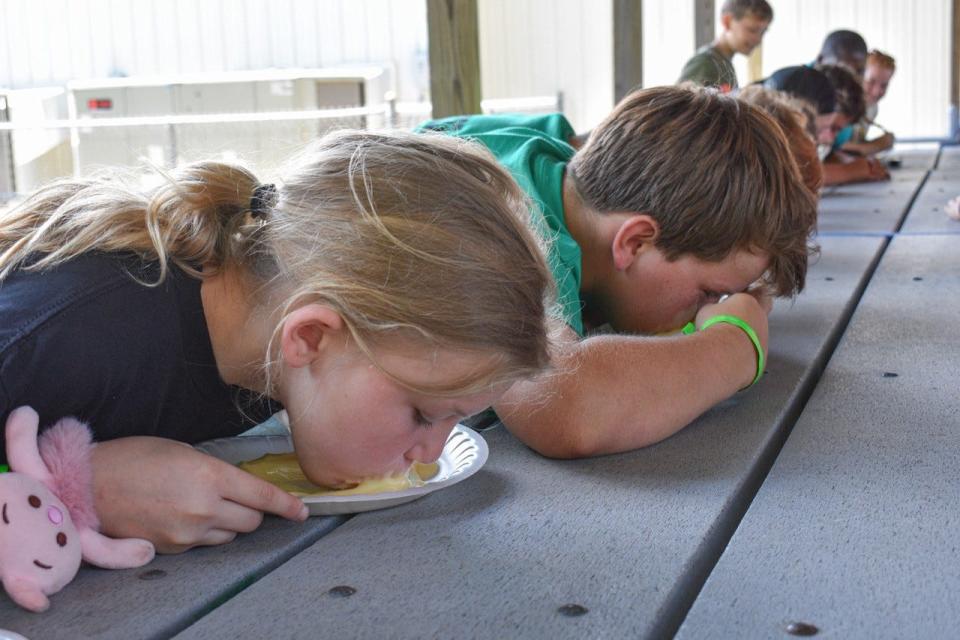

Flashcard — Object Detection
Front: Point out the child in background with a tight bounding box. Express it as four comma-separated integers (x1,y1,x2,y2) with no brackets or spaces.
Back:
421,86,818,458
736,85,824,195
818,63,889,185
816,29,869,77
0,130,557,552
842,50,897,156
764,65,840,145
678,0,773,92
815,29,870,155
765,64,887,185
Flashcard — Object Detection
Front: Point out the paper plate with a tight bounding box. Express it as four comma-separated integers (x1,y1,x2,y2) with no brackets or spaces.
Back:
194,425,488,516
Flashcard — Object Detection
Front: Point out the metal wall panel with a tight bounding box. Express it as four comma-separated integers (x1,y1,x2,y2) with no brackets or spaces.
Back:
0,0,950,137
478,0,613,132
0,0,427,101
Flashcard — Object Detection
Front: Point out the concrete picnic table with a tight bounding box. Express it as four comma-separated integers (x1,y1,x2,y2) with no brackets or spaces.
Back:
1,145,955,640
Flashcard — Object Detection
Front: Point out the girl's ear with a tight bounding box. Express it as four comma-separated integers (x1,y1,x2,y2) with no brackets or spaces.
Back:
279,305,346,368
611,214,660,271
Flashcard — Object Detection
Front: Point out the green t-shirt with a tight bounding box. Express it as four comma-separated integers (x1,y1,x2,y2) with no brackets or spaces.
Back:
678,45,738,92
418,113,585,336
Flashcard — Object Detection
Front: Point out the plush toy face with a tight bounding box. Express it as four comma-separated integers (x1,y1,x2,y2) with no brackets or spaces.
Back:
0,472,82,611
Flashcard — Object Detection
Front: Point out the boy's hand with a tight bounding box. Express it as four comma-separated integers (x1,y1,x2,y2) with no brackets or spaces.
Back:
695,292,770,389
91,436,308,554
851,156,890,182
877,132,895,151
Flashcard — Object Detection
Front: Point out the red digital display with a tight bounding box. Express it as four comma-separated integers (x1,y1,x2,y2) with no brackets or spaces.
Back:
87,98,113,110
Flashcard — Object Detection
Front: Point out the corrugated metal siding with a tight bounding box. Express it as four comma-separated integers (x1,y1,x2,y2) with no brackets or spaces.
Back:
0,0,951,137
0,0,429,101
478,0,613,132
643,0,695,89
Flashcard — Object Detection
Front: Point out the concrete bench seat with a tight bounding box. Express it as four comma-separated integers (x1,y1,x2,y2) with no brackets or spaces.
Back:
817,146,936,235
900,168,960,233
936,143,960,170
677,234,960,639
170,236,886,640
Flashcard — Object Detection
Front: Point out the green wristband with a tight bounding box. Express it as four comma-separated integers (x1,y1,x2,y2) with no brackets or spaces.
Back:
0,464,8,473
699,314,765,388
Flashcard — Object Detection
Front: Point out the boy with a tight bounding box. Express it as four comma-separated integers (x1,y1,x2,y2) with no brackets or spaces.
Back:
766,64,885,185
764,65,841,144
842,50,897,156
818,64,888,185
678,0,773,92
420,86,818,458
816,30,869,77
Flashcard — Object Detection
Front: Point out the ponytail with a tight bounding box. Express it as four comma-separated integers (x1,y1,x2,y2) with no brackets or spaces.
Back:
0,162,261,284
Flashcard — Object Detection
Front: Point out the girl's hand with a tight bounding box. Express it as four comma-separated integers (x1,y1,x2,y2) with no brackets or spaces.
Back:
91,436,308,554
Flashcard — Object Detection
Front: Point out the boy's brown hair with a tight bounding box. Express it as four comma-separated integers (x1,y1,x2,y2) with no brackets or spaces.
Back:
721,0,773,21
736,85,824,195
818,64,867,121
568,85,818,297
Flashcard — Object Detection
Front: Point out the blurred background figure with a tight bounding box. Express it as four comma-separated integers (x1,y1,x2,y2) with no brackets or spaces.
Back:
841,50,897,156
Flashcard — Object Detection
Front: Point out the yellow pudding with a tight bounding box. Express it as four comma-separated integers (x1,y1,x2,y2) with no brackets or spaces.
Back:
238,452,439,496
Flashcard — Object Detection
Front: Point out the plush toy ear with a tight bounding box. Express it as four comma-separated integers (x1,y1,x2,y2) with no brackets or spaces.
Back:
5,406,53,485
78,528,155,570
2,575,51,613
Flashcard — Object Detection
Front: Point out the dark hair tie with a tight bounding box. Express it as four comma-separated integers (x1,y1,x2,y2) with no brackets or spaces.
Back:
250,183,277,219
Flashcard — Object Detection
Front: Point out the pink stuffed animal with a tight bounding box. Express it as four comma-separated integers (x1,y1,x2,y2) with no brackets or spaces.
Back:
0,406,155,612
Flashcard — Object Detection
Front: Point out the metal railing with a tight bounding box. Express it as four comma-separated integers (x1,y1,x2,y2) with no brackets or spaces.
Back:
0,95,562,201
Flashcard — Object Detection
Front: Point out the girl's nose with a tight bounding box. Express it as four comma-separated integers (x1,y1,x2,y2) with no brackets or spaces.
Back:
406,423,454,464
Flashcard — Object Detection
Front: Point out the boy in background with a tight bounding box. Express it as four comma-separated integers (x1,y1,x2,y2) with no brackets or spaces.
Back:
816,29,869,77
678,0,773,92
819,63,888,184
420,86,818,458
765,63,886,185
842,50,897,156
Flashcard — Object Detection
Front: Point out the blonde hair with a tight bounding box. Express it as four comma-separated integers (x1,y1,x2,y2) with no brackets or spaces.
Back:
0,130,557,396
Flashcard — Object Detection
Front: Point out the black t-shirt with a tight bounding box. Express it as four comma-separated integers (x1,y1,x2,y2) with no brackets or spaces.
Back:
0,252,278,463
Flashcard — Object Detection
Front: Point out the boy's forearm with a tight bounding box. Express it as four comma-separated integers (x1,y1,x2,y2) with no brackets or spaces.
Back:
821,161,859,186
494,325,757,459
841,138,893,156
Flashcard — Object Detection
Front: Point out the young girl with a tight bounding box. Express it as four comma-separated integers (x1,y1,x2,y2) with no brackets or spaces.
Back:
0,130,557,553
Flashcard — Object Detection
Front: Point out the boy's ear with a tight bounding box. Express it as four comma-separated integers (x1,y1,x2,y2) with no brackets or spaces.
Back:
720,13,732,30
280,304,346,368
611,214,659,271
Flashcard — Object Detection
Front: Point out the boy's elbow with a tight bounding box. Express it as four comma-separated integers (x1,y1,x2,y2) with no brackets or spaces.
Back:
503,407,682,459
501,413,631,460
